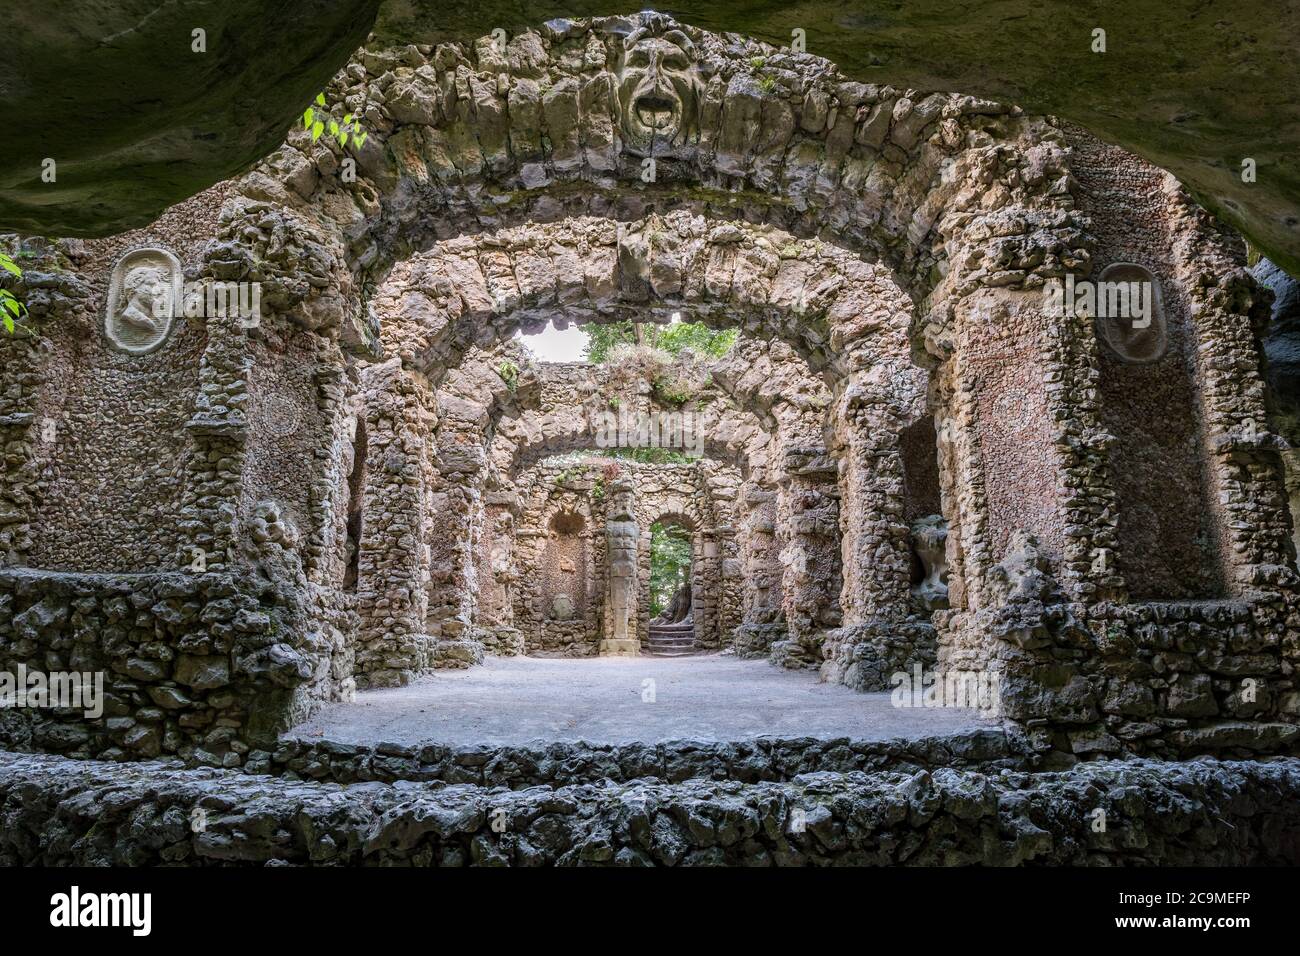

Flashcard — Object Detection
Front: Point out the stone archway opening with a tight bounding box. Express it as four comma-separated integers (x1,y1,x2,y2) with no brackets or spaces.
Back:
647,514,698,656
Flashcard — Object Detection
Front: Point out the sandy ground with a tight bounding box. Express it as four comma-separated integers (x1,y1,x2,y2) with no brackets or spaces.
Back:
285,653,1001,748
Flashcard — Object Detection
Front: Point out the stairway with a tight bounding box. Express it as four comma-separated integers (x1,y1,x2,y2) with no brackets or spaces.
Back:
646,621,697,657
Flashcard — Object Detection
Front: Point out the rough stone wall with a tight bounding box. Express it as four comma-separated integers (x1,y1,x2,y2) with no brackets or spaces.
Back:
4,750,1299,866
0,192,231,573
0,569,345,764
0,184,366,758
1067,129,1227,600
269,727,1030,787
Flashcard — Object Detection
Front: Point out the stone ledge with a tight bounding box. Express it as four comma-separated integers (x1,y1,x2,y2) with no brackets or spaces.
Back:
2,750,1298,866
265,729,1033,787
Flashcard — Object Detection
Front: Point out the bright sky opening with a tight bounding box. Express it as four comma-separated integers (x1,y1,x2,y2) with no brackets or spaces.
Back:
515,322,589,362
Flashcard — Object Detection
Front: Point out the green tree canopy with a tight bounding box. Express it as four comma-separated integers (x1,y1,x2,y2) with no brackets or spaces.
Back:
649,521,692,616
583,320,736,363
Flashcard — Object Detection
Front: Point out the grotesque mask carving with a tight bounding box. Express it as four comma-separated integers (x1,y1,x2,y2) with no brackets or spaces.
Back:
616,22,703,157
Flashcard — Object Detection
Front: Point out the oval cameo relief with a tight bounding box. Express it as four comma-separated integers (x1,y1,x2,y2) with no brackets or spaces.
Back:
1095,262,1167,364
105,246,182,354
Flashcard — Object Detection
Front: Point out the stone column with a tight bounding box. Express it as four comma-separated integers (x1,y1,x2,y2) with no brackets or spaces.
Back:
352,361,437,687
771,447,842,668
716,525,743,639
695,527,720,648
0,330,41,566
821,381,928,689
600,477,640,656
732,483,785,656
476,490,525,656
426,440,487,669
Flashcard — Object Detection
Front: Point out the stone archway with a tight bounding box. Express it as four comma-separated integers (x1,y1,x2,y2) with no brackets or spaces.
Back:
335,204,934,685
172,12,1096,702
641,510,706,657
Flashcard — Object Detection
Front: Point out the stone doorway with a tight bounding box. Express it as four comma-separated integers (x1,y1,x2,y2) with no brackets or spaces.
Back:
647,518,698,656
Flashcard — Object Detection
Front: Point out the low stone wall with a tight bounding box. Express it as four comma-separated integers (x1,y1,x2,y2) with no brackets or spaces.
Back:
528,619,598,657
265,728,1030,787
0,568,352,763
941,595,1300,760
2,751,1297,865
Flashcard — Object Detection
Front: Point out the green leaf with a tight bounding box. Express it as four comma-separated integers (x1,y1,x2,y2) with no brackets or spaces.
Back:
328,120,339,135
2,314,13,334
303,108,314,128
0,254,20,278
353,130,368,148
343,113,353,124
338,131,349,147
315,93,326,106
312,121,324,142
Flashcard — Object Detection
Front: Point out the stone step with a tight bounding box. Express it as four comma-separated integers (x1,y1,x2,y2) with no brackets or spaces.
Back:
646,627,699,657
275,727,1026,787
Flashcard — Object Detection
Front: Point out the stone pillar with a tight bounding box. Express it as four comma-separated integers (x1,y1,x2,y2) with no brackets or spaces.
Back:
771,447,842,668
716,525,742,639
0,330,41,566
427,440,487,669
821,382,931,689
694,528,720,648
476,490,525,656
835,402,913,621
600,477,640,656
732,483,785,656
352,361,437,687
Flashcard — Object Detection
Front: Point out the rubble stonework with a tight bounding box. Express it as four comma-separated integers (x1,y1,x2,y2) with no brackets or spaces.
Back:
2,750,1299,866
0,13,1296,773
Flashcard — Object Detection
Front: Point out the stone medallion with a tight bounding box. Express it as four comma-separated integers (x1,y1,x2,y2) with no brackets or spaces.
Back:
1095,262,1167,364
105,246,182,354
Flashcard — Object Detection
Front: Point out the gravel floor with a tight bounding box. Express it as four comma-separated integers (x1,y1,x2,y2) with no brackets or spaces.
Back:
286,653,1001,747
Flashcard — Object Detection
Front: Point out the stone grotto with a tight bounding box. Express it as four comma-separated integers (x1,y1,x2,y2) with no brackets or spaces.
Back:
1,11,1300,867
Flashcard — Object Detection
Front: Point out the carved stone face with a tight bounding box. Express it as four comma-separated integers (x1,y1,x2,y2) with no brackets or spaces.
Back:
105,247,181,353
616,27,702,156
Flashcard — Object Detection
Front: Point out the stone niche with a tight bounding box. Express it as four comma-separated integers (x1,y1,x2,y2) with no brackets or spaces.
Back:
541,510,589,618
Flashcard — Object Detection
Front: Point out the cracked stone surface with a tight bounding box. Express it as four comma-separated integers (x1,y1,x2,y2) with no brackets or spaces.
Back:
285,654,1000,747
